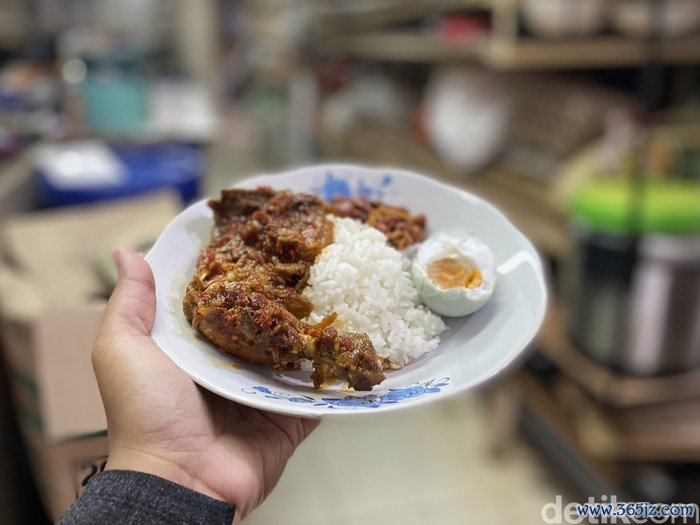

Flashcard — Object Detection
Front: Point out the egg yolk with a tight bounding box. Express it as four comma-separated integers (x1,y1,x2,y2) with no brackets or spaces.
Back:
426,258,482,290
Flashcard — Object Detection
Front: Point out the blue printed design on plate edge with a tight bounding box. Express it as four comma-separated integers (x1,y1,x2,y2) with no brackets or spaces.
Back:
312,171,394,202
241,377,450,409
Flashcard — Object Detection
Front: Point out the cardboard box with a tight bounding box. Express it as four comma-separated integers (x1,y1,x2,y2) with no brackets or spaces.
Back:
2,308,109,519
0,190,181,518
3,307,107,442
19,421,109,521
0,190,180,440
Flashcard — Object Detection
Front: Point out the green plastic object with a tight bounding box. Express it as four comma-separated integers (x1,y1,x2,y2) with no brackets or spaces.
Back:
571,179,700,235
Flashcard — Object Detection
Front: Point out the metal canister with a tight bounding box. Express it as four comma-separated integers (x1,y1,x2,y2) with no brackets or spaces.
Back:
565,180,700,375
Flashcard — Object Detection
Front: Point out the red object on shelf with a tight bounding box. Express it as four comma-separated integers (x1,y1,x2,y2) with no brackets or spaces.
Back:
437,15,490,44
318,59,353,93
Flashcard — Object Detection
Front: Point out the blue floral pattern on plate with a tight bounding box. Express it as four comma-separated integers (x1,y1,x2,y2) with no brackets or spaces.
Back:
241,378,450,409
312,171,395,201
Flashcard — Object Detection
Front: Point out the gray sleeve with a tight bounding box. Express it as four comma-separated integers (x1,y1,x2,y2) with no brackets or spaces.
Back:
58,470,235,525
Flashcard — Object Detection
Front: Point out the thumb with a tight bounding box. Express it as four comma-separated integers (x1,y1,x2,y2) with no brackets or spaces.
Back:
103,247,157,338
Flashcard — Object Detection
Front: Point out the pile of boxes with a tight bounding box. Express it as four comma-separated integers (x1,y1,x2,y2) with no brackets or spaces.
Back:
0,183,180,519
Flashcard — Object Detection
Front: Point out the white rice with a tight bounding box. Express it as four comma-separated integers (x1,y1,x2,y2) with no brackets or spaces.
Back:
303,216,447,368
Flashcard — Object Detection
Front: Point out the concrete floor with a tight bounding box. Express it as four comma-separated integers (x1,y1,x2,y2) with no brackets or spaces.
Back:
244,392,567,525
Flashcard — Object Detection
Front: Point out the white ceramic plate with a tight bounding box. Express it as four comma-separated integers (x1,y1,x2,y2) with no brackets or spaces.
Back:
146,164,547,416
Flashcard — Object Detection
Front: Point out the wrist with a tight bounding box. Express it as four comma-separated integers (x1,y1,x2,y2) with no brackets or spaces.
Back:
105,448,225,503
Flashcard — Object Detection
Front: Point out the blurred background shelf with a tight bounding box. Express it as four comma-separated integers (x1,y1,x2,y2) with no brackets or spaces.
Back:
484,35,700,70
317,0,491,32
319,32,482,63
315,0,700,69
512,370,624,495
539,305,700,408
555,378,700,464
321,33,700,69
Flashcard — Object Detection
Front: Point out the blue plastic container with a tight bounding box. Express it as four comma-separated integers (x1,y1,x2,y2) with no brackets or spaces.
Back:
36,142,204,207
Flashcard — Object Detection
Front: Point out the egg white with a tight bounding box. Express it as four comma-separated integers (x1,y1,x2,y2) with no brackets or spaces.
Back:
412,231,496,317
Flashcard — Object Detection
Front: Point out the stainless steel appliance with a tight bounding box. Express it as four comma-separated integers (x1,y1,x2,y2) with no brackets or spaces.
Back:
565,180,700,375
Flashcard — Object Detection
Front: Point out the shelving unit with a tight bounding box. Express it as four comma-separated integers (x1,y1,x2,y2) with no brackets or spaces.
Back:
513,370,624,495
484,35,700,70
527,304,700,464
321,31,481,63
321,31,700,69
317,0,490,32
553,378,700,463
315,0,700,70
539,305,700,408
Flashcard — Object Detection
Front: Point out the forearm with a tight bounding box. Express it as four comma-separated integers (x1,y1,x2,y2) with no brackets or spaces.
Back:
58,470,235,525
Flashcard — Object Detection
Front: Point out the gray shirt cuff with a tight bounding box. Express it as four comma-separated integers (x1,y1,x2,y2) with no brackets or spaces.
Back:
59,470,235,524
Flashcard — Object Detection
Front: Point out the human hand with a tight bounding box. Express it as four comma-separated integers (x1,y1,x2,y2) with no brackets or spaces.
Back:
92,248,319,521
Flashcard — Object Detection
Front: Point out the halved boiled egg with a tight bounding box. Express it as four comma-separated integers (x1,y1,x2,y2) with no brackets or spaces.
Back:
412,231,496,317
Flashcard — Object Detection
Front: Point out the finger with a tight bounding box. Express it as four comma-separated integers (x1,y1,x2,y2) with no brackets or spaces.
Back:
103,247,157,337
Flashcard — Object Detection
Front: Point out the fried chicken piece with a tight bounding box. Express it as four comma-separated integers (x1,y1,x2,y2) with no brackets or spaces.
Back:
327,195,426,249
183,187,385,390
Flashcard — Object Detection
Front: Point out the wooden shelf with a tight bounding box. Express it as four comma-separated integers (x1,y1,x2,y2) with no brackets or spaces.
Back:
513,370,624,488
484,35,700,70
315,0,700,69
518,359,700,464
553,377,700,463
320,31,482,62
317,0,489,31
538,304,700,408
320,31,700,70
